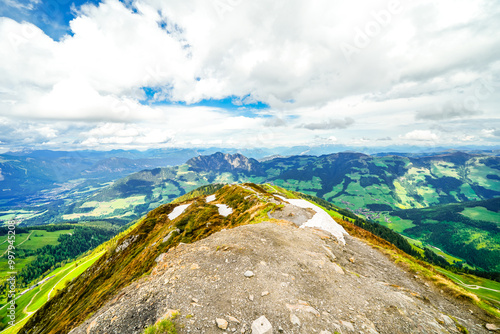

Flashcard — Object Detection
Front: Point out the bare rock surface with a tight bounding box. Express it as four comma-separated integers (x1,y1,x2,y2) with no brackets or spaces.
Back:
268,203,315,226
71,222,497,334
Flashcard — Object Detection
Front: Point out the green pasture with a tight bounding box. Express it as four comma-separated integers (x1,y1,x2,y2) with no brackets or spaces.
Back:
436,268,500,306
0,251,104,333
461,207,500,224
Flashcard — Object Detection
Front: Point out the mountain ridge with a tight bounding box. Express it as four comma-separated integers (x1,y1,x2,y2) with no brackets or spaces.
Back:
19,184,500,334
187,152,262,174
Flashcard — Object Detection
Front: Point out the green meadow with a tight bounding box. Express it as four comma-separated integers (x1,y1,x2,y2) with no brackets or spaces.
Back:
0,251,104,333
436,268,500,307
461,207,500,224
0,229,73,283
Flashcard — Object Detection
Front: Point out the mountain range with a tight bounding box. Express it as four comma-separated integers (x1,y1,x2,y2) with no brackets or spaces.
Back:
74,151,500,211
3,151,500,272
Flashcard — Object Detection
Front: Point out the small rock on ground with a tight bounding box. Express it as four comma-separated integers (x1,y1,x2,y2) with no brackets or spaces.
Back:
486,323,499,331
216,318,228,330
251,316,273,334
244,271,255,278
290,314,301,326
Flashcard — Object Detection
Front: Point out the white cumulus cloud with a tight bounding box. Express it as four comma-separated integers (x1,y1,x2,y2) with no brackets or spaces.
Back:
401,130,439,141
0,0,499,150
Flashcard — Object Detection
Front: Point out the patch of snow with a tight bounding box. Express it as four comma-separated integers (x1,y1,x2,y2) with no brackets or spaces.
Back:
168,204,191,220
216,204,233,217
206,194,216,203
276,195,348,245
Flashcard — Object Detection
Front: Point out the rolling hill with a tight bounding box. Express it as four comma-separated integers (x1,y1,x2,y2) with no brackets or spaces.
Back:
56,151,500,220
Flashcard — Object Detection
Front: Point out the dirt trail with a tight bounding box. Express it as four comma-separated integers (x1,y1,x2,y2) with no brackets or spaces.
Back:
1,231,33,256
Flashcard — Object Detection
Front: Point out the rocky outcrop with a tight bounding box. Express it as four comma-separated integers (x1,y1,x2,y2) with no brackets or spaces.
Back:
187,152,262,174
70,222,494,334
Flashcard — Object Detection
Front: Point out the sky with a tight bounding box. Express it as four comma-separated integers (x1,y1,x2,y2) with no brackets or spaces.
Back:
0,0,499,152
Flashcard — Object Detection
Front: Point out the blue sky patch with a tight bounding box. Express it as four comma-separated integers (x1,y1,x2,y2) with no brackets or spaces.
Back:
1,0,101,40
140,88,270,114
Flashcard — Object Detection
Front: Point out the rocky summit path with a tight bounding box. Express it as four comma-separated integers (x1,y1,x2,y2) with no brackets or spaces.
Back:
71,222,497,334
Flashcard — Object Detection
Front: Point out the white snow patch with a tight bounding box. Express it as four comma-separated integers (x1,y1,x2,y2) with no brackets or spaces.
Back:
206,194,216,203
168,203,191,220
216,204,233,217
276,195,348,245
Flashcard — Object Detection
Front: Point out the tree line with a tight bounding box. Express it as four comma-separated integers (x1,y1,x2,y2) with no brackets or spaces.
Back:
2,226,116,292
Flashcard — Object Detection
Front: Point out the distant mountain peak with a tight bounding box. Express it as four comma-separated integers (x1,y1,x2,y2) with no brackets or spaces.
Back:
321,151,370,160
186,152,261,173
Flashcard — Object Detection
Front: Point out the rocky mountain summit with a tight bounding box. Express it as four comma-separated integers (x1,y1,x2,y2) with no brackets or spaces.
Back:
22,184,499,334
187,153,262,174
71,221,495,334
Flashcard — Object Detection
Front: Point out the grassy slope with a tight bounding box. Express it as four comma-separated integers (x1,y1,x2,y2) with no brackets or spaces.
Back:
403,236,470,268
0,251,104,333
461,206,500,223
0,257,36,284
20,184,281,334
435,268,500,307
11,230,74,251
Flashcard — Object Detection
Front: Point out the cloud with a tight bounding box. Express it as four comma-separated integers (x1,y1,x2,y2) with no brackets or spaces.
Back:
415,103,483,121
327,136,338,142
482,129,500,138
0,117,87,150
264,117,288,127
3,0,500,112
1,0,500,150
11,77,162,122
80,123,173,147
401,130,439,141
1,0,40,11
300,117,355,130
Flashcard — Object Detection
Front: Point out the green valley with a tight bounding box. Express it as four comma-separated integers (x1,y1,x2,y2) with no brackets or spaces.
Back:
435,268,500,308
387,198,500,272
0,227,74,283
0,222,118,324
6,151,498,277
16,151,498,226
